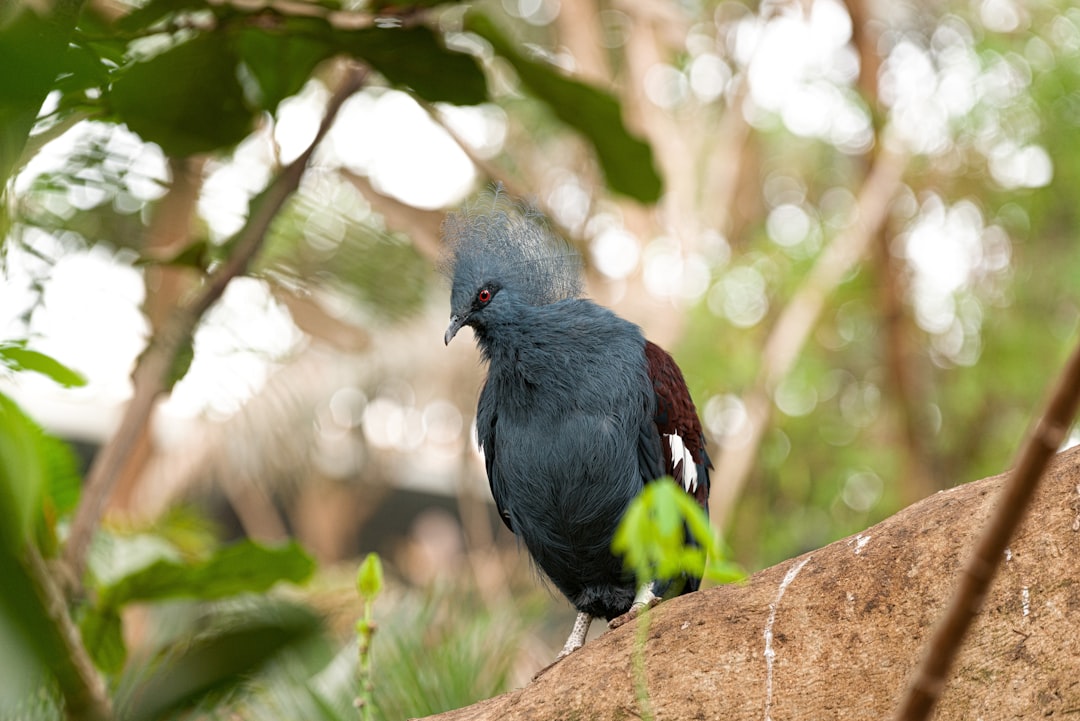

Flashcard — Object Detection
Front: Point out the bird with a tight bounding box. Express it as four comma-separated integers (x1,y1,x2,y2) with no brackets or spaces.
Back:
442,196,711,661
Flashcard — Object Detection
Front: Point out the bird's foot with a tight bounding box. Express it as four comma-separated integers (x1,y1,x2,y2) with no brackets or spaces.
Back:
608,583,661,629
608,599,656,629
533,642,578,679
533,612,592,680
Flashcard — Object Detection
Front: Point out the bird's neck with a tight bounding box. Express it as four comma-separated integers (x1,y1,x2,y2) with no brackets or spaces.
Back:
474,308,558,393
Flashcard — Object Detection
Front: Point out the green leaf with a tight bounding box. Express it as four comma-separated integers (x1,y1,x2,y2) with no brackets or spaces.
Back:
110,32,254,156
0,549,81,711
35,434,83,556
79,606,126,674
234,18,338,113
355,552,383,601
55,40,113,98
137,238,212,272
705,559,746,585
100,539,316,606
166,334,195,392
0,344,87,387
119,601,323,721
651,482,683,539
0,0,83,186
465,11,662,203
613,477,743,586
0,393,46,551
334,25,487,105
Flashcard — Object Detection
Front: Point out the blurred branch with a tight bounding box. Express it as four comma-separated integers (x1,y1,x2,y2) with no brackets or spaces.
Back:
709,143,909,532
110,157,205,514
554,0,608,84
338,168,445,262
701,76,753,237
843,0,882,124
61,66,369,596
270,282,371,353
893,334,1080,721
876,229,939,502
420,102,594,265
23,545,112,721
417,100,529,202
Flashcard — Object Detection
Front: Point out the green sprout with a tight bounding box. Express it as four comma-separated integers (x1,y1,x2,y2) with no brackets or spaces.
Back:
354,552,383,721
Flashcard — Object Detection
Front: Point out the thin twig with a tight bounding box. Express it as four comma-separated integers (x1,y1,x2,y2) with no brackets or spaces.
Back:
61,66,368,596
892,335,1080,721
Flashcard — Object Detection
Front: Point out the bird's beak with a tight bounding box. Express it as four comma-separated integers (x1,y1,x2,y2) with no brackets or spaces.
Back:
444,314,466,345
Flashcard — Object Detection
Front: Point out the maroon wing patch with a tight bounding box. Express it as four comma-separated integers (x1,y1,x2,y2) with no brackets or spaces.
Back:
644,341,712,509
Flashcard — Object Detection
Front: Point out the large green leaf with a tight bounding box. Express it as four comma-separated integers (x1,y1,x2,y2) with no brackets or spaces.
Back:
110,32,254,156
0,550,77,715
335,25,487,105
0,343,87,387
613,478,744,585
0,393,46,551
0,0,85,186
118,601,324,721
465,12,662,203
234,17,338,113
35,434,82,557
78,606,126,674
99,539,316,606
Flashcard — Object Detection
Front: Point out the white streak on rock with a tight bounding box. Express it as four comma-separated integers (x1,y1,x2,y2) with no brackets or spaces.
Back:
764,557,811,721
854,534,871,555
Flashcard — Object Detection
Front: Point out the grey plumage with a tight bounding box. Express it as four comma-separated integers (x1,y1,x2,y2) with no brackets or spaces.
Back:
441,197,582,312
443,196,710,654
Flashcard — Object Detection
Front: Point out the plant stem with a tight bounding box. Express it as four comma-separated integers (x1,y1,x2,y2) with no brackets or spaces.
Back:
355,598,376,721
631,611,655,721
23,544,112,721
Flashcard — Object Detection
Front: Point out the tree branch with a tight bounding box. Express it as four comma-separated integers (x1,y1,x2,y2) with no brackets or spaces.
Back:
893,334,1080,721
60,66,368,596
23,545,112,721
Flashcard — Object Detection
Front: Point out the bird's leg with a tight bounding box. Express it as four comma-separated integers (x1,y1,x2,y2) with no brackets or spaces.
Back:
531,612,593,680
556,611,593,660
608,583,661,629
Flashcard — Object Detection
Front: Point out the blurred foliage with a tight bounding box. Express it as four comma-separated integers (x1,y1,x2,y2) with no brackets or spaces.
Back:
370,585,540,720
113,598,328,721
465,11,663,202
613,477,744,588
669,1,1080,568
259,181,430,322
3,0,1080,717
196,583,541,721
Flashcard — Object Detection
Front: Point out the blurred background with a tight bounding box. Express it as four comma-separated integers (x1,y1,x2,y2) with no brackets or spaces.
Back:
2,0,1079,717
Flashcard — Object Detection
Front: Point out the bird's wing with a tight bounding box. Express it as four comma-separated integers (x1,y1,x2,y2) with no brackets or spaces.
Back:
477,379,514,532
643,341,712,511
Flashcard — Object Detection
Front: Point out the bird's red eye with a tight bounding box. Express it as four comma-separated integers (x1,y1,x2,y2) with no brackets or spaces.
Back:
478,288,492,303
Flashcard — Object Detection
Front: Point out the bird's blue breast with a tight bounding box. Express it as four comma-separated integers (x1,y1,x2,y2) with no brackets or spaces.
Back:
477,299,654,618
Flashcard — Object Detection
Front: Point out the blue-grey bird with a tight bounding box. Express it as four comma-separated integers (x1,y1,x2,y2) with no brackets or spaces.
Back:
442,198,711,660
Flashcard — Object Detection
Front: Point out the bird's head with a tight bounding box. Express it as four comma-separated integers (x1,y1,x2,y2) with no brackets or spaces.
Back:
441,195,581,346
